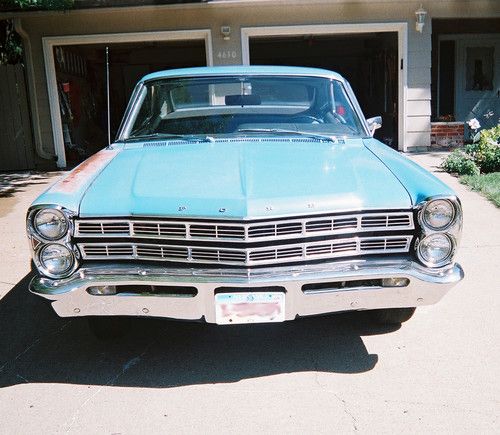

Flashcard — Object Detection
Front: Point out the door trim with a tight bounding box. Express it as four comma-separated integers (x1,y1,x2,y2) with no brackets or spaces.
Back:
241,23,408,150
43,29,213,168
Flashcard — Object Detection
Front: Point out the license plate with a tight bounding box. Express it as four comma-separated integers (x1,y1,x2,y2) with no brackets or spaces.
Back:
215,292,285,325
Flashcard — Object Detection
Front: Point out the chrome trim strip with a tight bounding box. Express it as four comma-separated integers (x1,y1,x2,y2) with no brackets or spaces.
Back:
74,211,414,243
29,259,464,322
78,235,412,266
76,206,414,221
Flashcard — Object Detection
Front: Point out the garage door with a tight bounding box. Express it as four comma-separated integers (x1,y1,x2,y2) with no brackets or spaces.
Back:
249,33,399,148
51,38,207,167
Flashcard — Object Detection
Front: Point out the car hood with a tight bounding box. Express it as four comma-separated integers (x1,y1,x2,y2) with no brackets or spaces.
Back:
78,139,412,218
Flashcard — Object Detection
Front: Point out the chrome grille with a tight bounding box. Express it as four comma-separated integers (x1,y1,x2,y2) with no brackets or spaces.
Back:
248,222,303,238
305,241,357,256
133,222,186,238
77,222,130,235
78,235,412,266
75,211,414,242
189,224,245,239
361,214,412,228
82,244,134,256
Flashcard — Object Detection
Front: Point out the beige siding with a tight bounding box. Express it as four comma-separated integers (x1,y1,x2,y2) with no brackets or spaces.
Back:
407,100,432,116
408,67,431,86
407,116,431,133
407,87,431,100
405,17,432,148
406,131,432,148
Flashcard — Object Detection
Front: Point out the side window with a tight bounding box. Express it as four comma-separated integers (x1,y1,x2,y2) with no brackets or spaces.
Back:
129,87,152,136
332,81,360,131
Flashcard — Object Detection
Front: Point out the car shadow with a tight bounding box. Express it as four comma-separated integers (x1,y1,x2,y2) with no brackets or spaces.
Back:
0,272,400,389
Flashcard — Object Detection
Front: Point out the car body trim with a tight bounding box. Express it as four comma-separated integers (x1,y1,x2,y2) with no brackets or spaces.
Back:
77,235,413,266
74,211,415,242
29,259,464,322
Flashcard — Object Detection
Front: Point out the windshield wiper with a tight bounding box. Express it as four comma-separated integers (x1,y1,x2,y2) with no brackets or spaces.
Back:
237,128,339,143
121,133,216,143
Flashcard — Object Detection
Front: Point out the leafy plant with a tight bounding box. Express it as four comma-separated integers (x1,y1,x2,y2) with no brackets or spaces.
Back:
1,1,73,65
441,150,480,176
472,126,500,173
442,124,500,175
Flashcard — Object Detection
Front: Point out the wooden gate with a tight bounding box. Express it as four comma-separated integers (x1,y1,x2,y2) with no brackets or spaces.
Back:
0,64,35,171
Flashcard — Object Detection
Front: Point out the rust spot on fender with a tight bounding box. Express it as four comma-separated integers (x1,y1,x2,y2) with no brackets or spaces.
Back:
51,149,119,194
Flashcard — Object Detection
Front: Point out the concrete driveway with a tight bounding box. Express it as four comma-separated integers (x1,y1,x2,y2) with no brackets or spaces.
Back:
0,155,498,434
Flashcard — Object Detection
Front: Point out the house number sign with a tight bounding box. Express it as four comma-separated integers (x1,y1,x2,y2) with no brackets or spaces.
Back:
217,51,237,59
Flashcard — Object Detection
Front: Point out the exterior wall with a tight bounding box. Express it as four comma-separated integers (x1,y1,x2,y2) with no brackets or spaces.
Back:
6,0,500,163
405,17,431,150
430,122,465,148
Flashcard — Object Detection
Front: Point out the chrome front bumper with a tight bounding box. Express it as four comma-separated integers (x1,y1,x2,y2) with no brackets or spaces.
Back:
29,258,464,323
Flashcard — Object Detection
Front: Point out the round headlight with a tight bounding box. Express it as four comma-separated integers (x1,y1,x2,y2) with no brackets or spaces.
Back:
417,234,453,266
34,209,68,240
422,199,455,230
39,244,74,277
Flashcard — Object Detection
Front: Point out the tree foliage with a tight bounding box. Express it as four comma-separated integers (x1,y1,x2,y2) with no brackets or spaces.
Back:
0,20,22,64
1,0,74,10
0,1,73,64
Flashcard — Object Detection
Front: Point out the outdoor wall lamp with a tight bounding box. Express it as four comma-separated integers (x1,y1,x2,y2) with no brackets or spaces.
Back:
221,26,231,41
415,5,427,33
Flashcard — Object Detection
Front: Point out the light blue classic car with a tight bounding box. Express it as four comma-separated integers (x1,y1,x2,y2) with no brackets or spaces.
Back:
27,66,463,338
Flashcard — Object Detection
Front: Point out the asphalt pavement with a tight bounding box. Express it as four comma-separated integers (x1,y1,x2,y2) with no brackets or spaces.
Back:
0,153,498,434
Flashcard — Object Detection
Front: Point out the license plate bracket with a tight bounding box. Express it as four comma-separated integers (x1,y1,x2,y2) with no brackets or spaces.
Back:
215,291,285,325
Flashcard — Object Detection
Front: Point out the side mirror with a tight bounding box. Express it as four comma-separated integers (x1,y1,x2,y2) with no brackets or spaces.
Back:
366,116,382,136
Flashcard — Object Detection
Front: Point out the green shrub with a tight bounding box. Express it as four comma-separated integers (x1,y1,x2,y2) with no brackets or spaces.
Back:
441,150,480,176
477,145,500,173
442,124,500,175
473,126,500,173
464,141,480,155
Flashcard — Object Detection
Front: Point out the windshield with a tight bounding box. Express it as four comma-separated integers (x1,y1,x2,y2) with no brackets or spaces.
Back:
122,75,366,140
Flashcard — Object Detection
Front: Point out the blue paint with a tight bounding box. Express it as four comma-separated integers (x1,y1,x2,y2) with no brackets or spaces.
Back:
31,146,123,213
30,67,456,218
77,138,412,218
140,65,346,83
363,138,456,205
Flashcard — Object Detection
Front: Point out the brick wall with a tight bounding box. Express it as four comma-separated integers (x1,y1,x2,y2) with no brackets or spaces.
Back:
430,122,464,148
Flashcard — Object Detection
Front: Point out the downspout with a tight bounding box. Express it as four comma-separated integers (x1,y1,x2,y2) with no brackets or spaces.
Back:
13,18,55,161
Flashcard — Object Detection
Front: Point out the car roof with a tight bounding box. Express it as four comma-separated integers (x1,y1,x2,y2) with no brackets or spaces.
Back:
140,65,346,83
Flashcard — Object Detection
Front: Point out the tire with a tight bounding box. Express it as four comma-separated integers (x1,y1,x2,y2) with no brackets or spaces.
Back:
369,307,416,325
87,316,131,340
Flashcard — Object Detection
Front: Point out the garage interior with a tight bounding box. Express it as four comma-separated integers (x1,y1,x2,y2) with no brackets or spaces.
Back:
53,40,206,166
250,32,399,148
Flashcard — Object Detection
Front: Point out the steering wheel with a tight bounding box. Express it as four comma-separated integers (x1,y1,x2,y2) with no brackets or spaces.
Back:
332,112,347,125
290,115,324,124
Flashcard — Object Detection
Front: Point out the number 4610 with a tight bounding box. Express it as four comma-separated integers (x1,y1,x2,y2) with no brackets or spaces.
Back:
217,51,237,59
